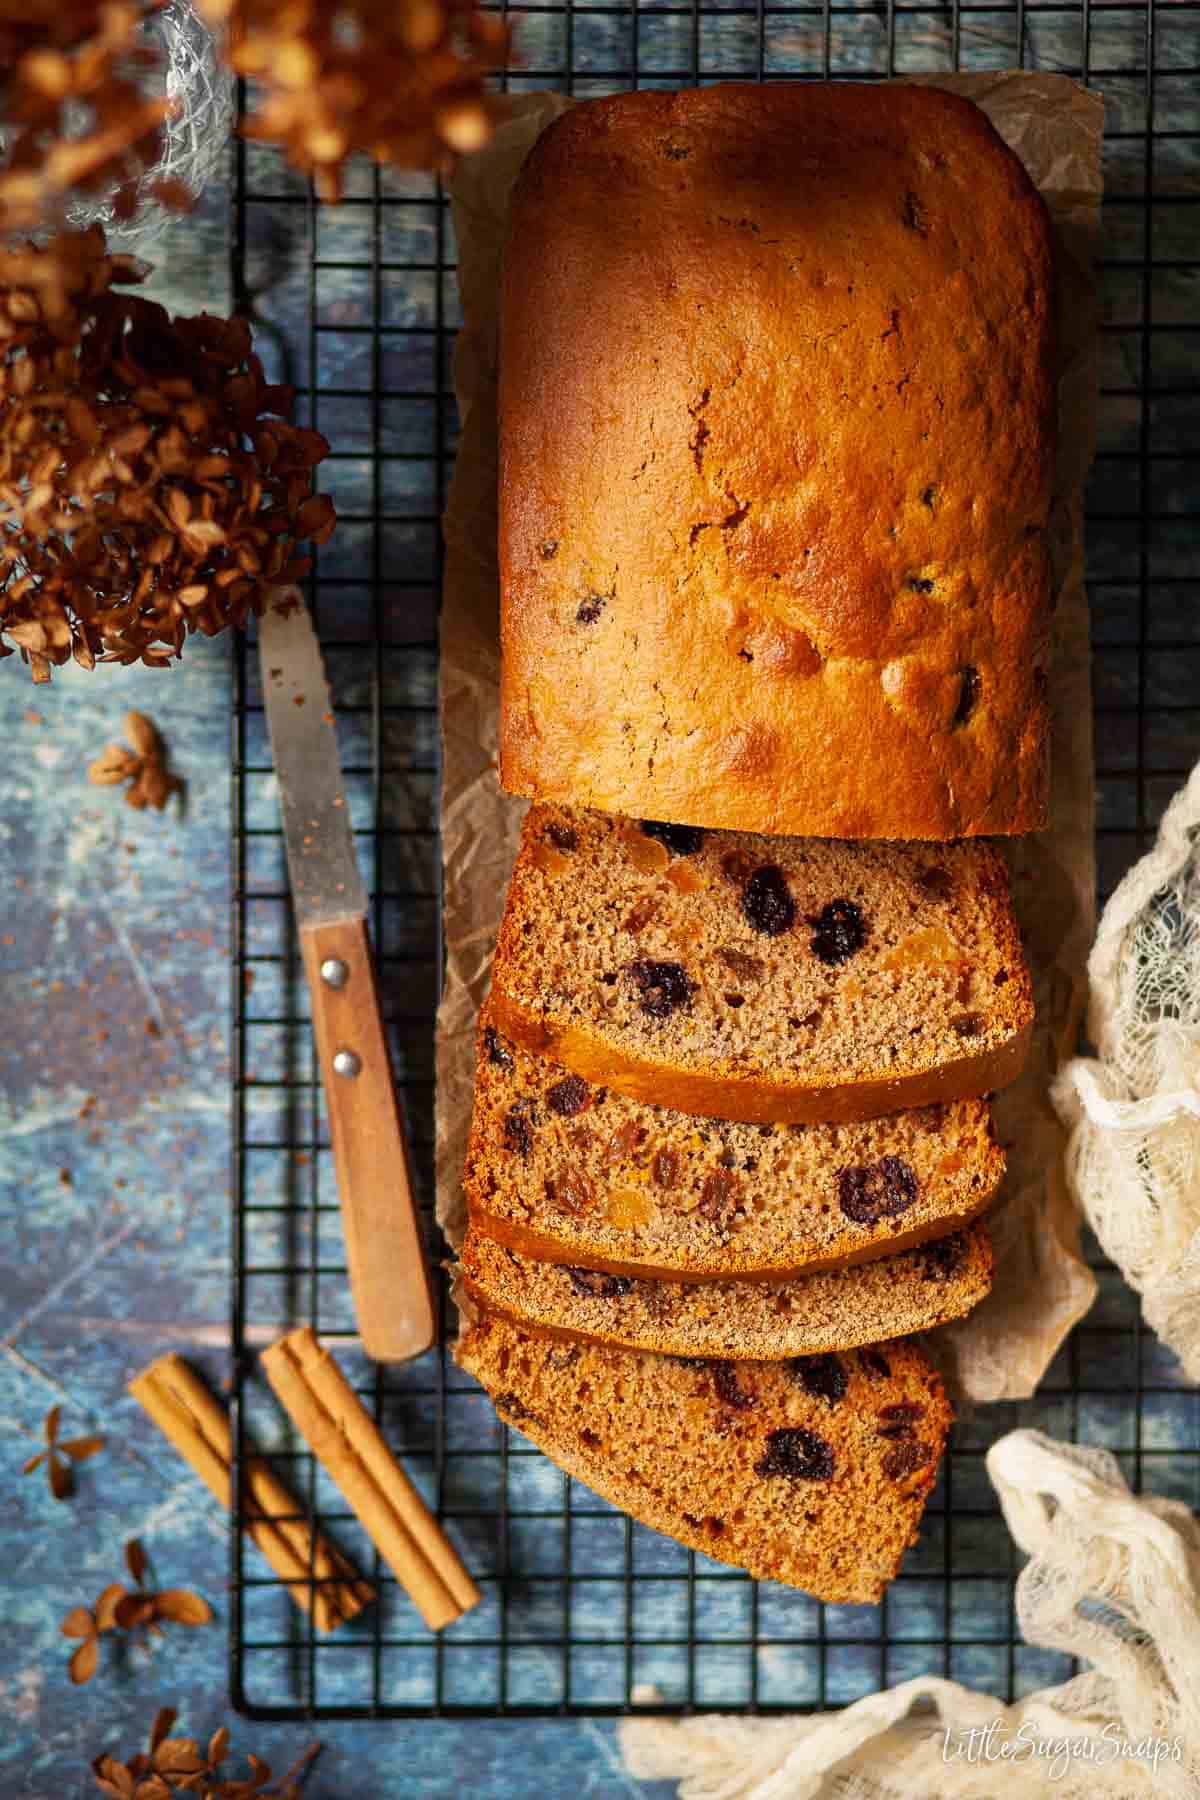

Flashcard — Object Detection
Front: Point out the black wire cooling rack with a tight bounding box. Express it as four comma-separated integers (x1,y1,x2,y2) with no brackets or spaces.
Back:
226,0,1200,1721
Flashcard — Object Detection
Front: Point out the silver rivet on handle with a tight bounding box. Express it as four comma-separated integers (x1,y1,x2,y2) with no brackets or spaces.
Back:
332,1048,362,1078
320,958,350,989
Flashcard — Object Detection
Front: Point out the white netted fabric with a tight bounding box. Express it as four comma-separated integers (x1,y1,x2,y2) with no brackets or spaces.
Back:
620,1430,1200,1799
1053,760,1200,1378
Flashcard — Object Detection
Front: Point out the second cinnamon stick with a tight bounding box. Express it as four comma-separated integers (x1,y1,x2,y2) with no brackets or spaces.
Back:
261,1327,480,1632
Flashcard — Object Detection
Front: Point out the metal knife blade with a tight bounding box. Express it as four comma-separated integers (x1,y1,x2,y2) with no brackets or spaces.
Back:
258,592,368,927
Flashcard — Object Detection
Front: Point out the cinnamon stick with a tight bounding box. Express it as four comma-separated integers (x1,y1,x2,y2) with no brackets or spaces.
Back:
129,1352,374,1633
260,1327,480,1632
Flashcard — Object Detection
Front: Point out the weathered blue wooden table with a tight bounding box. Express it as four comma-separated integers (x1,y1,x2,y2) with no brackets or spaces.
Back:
2,0,1198,1788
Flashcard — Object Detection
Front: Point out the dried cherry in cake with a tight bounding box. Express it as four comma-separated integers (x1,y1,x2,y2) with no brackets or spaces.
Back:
710,1360,757,1411
484,1025,514,1070
919,1235,967,1282
628,959,694,1019
503,1101,536,1157
547,1074,590,1118
809,898,867,965
837,1156,918,1225
741,865,797,937
698,1167,741,1228
882,1438,934,1480
755,1426,835,1483
546,820,579,851
640,819,706,856
859,1348,892,1382
792,1353,848,1407
565,1267,634,1300
876,1402,925,1440
548,1167,596,1216
652,1147,681,1189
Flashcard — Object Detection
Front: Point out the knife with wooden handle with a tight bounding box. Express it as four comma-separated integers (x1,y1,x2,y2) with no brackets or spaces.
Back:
258,590,436,1363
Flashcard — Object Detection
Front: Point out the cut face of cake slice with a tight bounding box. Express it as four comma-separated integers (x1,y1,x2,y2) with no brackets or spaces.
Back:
489,806,1033,1126
456,1307,952,1604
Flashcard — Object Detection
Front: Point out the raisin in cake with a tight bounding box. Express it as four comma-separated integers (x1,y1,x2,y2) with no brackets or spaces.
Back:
468,1010,1003,1278
460,1221,993,1360
499,85,1053,841
456,1309,951,1602
488,805,1032,1125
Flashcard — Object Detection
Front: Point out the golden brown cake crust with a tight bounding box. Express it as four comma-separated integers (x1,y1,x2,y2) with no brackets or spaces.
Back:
499,83,1054,840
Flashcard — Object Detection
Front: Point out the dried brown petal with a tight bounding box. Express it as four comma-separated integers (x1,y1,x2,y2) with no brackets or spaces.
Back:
153,1588,213,1626
131,1777,171,1800
49,1452,74,1500
114,1591,157,1630
60,1432,105,1463
207,1726,230,1765
94,1582,127,1632
69,1634,99,1684
61,1605,94,1639
125,1538,148,1584
21,1451,46,1474
88,745,139,785
44,1404,62,1442
148,177,195,212
151,1737,205,1775
124,710,159,758
92,1754,136,1799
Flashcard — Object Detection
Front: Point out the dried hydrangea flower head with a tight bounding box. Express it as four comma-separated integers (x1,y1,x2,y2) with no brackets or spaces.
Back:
0,227,335,680
199,0,509,199
0,2,182,236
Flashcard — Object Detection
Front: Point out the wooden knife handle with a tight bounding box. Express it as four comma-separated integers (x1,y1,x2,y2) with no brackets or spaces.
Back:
300,917,436,1363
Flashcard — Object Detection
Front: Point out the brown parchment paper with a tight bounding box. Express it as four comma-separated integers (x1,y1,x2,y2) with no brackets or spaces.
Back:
435,76,1105,1403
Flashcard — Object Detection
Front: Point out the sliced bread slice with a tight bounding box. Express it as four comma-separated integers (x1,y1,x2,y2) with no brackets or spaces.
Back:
460,1221,993,1359
456,1308,951,1603
488,804,1032,1124
466,1012,1004,1279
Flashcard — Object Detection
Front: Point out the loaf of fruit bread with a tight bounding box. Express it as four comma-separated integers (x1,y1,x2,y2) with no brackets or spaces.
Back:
499,83,1054,841
460,1221,993,1359
468,1009,1004,1278
456,1308,951,1601
488,805,1033,1125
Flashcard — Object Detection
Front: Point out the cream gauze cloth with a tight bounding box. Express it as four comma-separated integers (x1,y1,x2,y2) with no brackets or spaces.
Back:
1054,760,1200,1379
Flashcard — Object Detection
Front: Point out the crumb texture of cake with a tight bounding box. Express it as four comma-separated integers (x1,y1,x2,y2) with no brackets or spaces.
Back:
460,1221,994,1358
468,1009,1004,1277
499,83,1054,840
456,1309,952,1601
488,804,1033,1124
